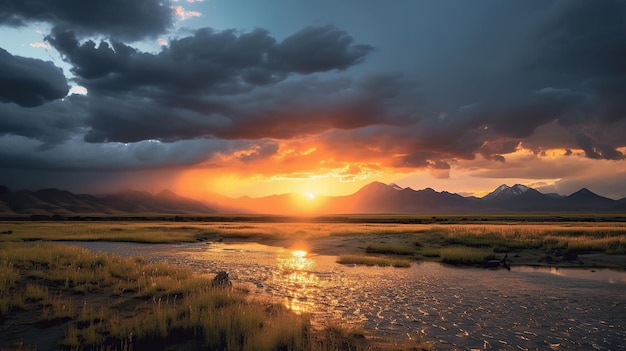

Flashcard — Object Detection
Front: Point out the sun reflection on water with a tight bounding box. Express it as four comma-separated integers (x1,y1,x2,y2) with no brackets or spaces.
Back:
275,249,319,314
292,249,308,258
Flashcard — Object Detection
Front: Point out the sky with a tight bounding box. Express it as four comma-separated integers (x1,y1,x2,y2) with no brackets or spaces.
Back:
1,0,626,201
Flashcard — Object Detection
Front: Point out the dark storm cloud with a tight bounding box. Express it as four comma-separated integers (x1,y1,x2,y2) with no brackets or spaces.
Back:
506,0,626,159
392,0,626,163
0,0,173,40
0,48,69,107
47,25,374,95
44,26,386,143
296,0,626,168
0,95,86,147
79,73,417,143
3,0,625,180
0,136,233,171
278,25,374,73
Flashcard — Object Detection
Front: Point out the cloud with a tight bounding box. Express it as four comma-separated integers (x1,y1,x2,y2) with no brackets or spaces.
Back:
174,6,201,20
0,48,69,107
1,0,626,195
237,142,280,163
0,134,231,171
390,0,626,164
47,25,374,95
29,42,51,49
0,95,87,146
501,0,626,159
0,0,173,40
42,26,386,144
277,25,374,74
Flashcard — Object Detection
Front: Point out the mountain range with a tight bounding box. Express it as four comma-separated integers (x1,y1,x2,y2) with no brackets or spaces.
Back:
0,186,214,216
0,183,625,216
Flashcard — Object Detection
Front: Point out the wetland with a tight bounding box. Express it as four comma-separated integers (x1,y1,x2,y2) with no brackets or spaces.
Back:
1,219,626,350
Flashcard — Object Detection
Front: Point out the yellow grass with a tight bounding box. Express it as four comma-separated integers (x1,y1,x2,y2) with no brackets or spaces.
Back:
0,242,381,350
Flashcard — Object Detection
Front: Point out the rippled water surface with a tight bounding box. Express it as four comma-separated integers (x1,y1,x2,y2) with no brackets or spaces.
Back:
67,241,626,350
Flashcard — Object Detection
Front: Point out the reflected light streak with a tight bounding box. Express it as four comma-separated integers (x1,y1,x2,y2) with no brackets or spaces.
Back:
292,250,308,258
276,249,317,314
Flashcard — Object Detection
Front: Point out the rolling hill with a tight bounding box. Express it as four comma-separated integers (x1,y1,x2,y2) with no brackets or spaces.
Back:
0,188,215,216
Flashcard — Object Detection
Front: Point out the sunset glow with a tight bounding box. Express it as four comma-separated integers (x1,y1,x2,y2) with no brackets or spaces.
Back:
0,0,625,212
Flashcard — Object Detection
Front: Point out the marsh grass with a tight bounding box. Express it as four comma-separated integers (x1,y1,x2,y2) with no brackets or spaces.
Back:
1,220,625,270
419,248,441,258
0,242,374,350
439,247,496,265
419,224,626,254
4,221,624,256
365,243,416,255
337,254,411,268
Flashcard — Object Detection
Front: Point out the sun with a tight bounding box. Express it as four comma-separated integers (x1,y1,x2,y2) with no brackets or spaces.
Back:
307,192,315,200
292,250,308,258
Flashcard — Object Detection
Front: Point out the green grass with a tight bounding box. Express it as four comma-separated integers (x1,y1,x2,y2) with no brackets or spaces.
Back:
337,254,411,268
0,242,375,350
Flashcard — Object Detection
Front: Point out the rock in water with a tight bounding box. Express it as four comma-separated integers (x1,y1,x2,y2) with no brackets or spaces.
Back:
212,271,232,288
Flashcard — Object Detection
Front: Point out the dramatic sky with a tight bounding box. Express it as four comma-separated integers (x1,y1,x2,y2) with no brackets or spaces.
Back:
1,0,626,200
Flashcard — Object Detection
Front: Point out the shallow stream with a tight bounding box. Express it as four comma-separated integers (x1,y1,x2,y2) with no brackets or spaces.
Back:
66,241,626,350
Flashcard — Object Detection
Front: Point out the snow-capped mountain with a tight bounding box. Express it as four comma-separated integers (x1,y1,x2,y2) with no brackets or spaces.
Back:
483,184,532,200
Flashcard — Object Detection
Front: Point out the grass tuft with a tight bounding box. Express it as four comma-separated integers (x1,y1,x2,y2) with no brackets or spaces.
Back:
365,243,415,255
439,247,495,265
337,254,411,268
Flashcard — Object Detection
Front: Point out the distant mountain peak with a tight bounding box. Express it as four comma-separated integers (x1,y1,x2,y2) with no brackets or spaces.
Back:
358,181,390,192
484,183,534,200
569,187,605,199
388,183,403,191
512,184,530,193
492,184,510,194
483,184,509,199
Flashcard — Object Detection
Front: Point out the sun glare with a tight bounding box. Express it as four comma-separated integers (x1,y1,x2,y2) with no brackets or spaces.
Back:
292,250,308,258
307,192,315,200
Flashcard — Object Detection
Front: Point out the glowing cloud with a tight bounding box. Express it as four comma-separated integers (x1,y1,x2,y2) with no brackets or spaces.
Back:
29,42,51,49
174,5,201,20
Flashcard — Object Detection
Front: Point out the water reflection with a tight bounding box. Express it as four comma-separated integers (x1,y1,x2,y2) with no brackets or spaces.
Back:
275,250,317,314
64,241,626,350
512,265,626,284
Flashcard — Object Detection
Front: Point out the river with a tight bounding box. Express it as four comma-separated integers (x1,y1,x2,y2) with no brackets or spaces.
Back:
64,241,626,350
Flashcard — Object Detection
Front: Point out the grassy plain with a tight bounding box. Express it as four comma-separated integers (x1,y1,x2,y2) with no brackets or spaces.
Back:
1,218,625,349
1,220,626,268
0,242,380,350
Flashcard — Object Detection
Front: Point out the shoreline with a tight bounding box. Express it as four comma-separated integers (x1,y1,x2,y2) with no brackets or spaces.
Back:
2,220,625,271
210,233,626,271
